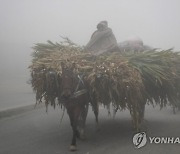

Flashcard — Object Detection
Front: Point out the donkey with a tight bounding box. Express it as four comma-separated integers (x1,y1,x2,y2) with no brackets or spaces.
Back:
60,62,91,151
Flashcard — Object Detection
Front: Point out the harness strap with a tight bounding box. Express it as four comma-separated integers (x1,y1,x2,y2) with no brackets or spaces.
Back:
74,74,85,92
60,73,87,103
71,89,87,98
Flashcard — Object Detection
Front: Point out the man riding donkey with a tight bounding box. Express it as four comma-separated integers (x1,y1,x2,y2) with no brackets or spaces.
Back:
84,20,120,132
65,21,146,151
61,21,119,151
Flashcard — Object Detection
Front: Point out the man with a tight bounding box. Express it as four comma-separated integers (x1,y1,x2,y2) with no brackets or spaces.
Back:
85,21,119,55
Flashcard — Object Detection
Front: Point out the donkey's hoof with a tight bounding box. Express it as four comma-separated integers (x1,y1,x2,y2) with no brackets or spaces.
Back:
69,145,77,151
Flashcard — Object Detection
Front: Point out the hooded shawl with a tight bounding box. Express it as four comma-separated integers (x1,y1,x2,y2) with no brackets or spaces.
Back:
85,21,118,55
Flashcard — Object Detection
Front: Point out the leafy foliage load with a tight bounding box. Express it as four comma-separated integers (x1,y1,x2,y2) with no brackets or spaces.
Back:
29,39,180,126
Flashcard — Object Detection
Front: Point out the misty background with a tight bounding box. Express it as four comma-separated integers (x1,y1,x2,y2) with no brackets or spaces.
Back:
0,0,180,110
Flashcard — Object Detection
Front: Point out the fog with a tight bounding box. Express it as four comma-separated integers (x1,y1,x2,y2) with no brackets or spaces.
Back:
0,0,180,110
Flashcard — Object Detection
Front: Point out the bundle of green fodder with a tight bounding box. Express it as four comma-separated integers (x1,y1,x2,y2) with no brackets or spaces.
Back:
29,39,86,109
127,50,180,109
29,39,180,113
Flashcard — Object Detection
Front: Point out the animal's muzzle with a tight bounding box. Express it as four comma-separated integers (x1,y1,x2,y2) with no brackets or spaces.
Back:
61,89,72,99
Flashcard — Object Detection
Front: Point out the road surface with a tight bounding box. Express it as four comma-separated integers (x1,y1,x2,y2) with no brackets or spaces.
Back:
0,78,34,111
0,105,180,154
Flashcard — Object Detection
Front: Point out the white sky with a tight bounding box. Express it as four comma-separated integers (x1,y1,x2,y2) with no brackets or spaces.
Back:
1,0,180,48
0,0,180,80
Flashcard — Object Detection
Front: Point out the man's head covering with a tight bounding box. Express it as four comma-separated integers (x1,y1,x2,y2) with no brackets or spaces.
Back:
100,20,108,26
97,20,108,29
86,20,118,54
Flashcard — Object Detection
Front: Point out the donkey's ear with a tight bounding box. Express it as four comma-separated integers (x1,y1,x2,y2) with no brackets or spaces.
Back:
71,62,76,70
61,62,65,70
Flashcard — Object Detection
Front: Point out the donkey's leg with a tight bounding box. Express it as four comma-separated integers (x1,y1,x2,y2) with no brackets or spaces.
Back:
94,108,99,130
93,101,99,131
68,112,78,151
173,106,176,114
89,92,99,131
78,103,89,139
68,107,82,151
138,103,147,131
129,103,146,132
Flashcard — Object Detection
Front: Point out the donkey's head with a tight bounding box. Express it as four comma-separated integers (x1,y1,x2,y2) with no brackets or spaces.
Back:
60,62,76,99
